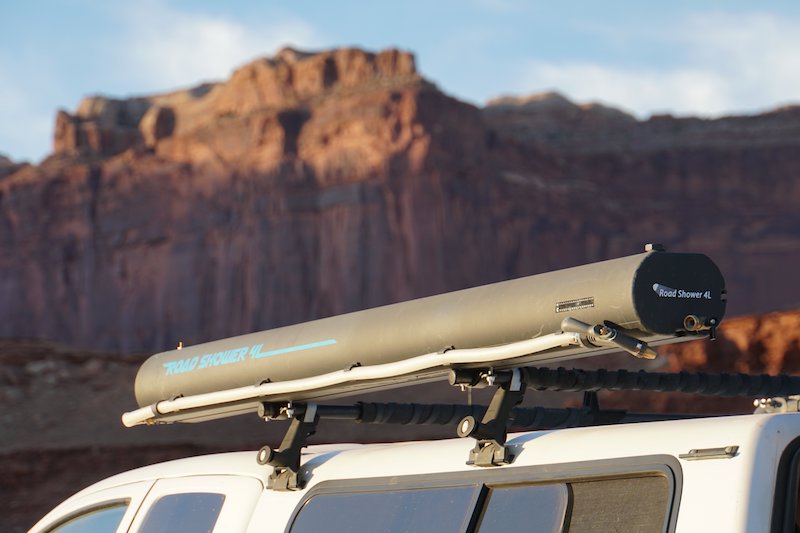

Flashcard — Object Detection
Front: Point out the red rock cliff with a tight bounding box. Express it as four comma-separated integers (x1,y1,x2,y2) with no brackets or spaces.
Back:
2,47,800,352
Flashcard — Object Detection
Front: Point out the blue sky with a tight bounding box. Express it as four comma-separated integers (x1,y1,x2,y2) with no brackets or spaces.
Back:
3,0,800,163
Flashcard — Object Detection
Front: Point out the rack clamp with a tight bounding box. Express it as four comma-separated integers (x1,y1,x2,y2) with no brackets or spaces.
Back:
256,402,320,491
450,368,526,467
754,395,800,414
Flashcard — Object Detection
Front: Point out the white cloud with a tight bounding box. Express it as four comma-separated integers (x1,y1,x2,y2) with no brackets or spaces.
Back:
521,62,732,117
515,11,800,117
681,12,800,108
116,1,322,93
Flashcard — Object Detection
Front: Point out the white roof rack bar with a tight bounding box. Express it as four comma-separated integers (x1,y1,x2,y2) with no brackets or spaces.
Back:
122,331,583,427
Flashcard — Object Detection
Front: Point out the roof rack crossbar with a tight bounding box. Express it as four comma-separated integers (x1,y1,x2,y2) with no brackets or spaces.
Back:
356,402,485,425
257,401,700,429
523,367,800,397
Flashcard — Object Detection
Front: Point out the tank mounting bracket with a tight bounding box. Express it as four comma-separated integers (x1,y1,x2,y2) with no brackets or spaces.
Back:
257,402,319,491
452,368,526,467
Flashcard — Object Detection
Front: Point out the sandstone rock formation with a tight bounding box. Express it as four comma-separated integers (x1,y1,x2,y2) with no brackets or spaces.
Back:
51,47,418,162
2,46,800,353
0,153,26,180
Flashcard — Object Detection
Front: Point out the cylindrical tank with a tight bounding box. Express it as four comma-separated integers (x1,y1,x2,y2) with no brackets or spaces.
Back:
134,250,726,407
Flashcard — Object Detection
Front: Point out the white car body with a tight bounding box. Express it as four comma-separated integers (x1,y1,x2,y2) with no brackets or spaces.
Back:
31,411,800,532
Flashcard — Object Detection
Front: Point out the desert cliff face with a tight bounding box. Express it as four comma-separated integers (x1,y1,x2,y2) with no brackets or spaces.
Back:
1,47,497,352
2,46,800,355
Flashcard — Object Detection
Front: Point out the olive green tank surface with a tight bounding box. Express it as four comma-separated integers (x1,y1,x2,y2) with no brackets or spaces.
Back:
133,250,726,410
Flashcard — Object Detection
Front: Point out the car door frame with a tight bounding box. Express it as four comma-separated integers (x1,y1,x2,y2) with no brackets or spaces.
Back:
30,480,155,533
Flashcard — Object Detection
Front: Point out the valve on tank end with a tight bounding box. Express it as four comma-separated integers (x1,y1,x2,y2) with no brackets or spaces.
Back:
561,317,657,359
683,315,719,339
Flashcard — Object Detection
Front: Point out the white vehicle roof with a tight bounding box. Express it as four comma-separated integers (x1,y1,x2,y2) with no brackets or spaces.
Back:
42,411,800,533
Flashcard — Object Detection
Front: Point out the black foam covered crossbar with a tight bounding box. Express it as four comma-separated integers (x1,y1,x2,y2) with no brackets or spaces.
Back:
523,367,800,397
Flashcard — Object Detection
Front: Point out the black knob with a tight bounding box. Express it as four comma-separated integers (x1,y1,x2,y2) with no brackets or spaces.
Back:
457,416,477,438
256,446,274,465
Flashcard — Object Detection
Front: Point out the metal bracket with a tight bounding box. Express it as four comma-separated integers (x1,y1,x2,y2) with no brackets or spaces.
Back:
754,395,800,414
561,317,657,359
256,403,319,491
453,368,526,467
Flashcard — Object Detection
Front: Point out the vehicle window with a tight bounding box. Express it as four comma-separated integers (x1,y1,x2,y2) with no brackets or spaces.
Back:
292,473,671,533
47,501,128,533
476,484,568,533
290,485,481,533
137,492,225,533
567,476,669,533
475,476,668,533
